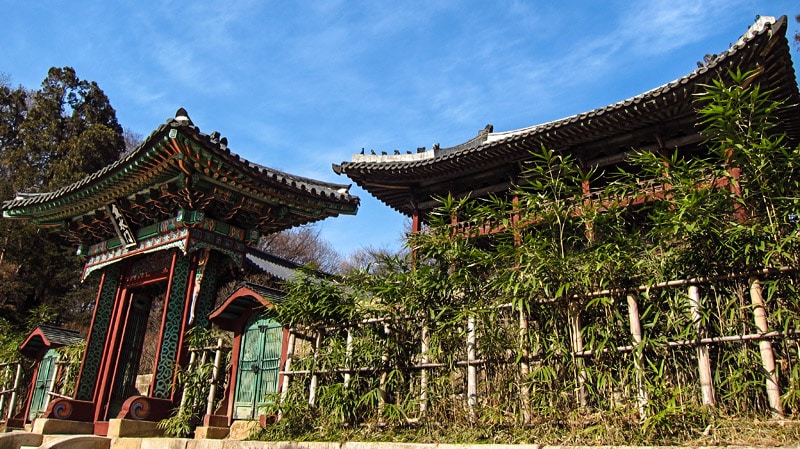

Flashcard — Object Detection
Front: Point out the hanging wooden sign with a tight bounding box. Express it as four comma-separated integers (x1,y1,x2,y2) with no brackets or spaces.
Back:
107,202,137,249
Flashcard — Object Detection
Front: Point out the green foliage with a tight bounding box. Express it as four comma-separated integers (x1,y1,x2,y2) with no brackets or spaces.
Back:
0,317,23,363
54,341,85,398
158,327,230,438
0,67,123,331
620,69,800,279
8,67,124,191
271,268,359,327
255,385,316,440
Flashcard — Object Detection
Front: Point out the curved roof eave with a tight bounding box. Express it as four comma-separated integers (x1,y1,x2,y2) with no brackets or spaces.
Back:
2,108,360,219
335,15,798,181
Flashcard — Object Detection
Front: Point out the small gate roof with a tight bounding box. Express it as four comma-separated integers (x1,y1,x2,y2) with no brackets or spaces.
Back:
19,326,84,359
210,247,314,330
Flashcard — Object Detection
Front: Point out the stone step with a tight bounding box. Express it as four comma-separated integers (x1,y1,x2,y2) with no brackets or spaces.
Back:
11,433,109,449
0,430,42,448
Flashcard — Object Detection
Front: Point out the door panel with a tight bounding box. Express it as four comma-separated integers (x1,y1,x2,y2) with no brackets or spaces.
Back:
29,349,59,420
234,315,283,420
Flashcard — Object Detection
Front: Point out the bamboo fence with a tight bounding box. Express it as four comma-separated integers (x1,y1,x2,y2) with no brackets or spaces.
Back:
273,269,800,422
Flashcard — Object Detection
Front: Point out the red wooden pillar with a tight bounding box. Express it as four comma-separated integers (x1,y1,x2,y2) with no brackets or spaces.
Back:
91,282,131,426
411,208,422,263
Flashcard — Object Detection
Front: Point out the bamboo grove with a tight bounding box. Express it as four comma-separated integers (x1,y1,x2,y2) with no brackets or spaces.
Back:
250,70,800,442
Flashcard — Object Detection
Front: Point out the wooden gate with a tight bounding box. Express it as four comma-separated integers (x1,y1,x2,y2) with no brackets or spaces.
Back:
28,348,58,420
233,315,283,420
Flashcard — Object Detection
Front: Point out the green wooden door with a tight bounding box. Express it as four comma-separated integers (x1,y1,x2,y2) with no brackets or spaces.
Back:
234,315,283,420
29,349,58,420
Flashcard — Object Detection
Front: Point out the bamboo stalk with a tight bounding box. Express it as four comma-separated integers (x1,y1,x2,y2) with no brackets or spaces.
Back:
467,314,477,422
750,277,783,418
513,196,531,424
206,338,224,417
344,329,353,388
0,365,7,418
308,331,323,407
574,329,800,356
277,331,295,425
7,362,21,420
419,323,429,415
378,323,390,419
568,301,587,408
689,285,715,407
519,303,531,424
60,365,72,397
626,294,648,418
179,350,197,415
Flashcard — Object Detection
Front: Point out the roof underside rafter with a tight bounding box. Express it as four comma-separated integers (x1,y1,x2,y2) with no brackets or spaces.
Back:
2,110,360,246
334,16,800,218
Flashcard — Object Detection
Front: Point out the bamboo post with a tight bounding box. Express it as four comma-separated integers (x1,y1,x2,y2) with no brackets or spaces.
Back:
378,323,390,417
467,314,477,422
308,330,323,407
568,301,587,407
0,365,7,418
518,303,531,424
196,349,208,411
412,210,429,417
61,363,72,397
280,332,296,402
688,285,715,406
626,294,648,418
179,350,197,414
749,277,783,418
344,329,353,389
419,323,429,415
206,338,224,417
7,362,21,420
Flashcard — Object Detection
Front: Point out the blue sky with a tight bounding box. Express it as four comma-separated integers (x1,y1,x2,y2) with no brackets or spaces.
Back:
1,1,798,259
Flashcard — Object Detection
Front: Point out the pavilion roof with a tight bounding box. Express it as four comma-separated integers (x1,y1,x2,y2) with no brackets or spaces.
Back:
333,15,800,217
2,109,360,245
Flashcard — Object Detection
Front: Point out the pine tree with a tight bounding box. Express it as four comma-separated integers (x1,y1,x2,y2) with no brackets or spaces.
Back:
7,67,124,191
0,67,125,332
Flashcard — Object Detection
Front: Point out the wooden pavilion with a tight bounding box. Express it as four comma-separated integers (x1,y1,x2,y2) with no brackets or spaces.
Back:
334,15,800,232
1,109,359,436
329,15,800,420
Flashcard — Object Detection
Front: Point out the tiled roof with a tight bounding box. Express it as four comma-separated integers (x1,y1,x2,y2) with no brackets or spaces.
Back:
245,246,306,282
242,282,286,303
334,16,800,216
2,108,359,232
